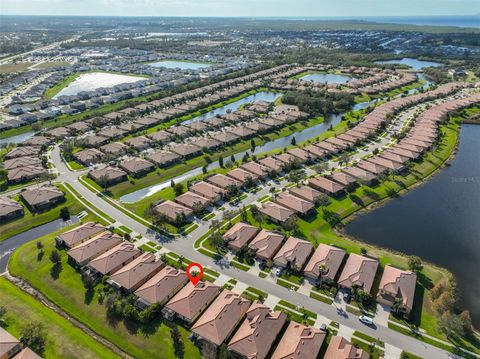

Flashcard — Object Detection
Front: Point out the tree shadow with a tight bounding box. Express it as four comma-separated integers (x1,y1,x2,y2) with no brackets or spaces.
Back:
37,251,44,262
50,262,62,280
84,288,94,305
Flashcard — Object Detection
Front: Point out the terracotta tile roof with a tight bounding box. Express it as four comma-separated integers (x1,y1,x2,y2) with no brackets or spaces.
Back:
190,181,225,201
259,202,294,223
99,142,128,155
89,166,127,183
124,136,152,150
356,160,388,175
308,177,345,195
338,253,379,294
147,130,172,143
275,153,297,164
192,290,251,346
13,347,42,359
87,242,140,275
67,231,123,265
166,281,221,322
289,185,321,203
146,150,181,166
169,143,202,157
228,302,287,359
324,336,368,359
287,148,312,162
206,174,241,189
275,192,315,214
258,156,283,172
340,166,376,183
108,252,163,291
223,222,259,251
20,185,64,208
74,148,103,165
135,266,188,306
274,236,313,270
227,168,259,183
0,327,20,358
8,165,46,182
154,200,193,221
4,156,42,170
241,162,269,177
119,157,154,175
329,172,357,187
57,221,106,248
271,322,325,359
248,229,284,260
176,191,210,209
377,265,417,313
5,146,40,159
304,244,346,281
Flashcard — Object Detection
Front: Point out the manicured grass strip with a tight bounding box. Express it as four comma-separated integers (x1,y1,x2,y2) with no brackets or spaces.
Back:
350,338,385,359
8,232,202,359
310,291,334,304
204,268,220,278
202,213,215,221
346,305,363,316
118,225,132,234
276,278,299,291
259,272,268,278
181,223,199,235
230,261,250,271
245,287,268,298
0,277,119,359
139,244,157,253
278,300,317,319
401,351,424,359
273,305,315,326
353,331,385,347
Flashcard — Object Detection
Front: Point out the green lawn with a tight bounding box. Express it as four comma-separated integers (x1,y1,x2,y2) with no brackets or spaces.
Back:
44,73,79,99
8,231,202,359
0,183,86,242
0,277,119,359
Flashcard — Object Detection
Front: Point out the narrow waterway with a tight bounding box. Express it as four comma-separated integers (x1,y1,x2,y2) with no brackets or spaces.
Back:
345,124,480,325
0,216,80,272
0,131,35,146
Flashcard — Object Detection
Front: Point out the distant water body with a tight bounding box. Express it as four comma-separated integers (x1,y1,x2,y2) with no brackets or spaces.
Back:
277,16,480,29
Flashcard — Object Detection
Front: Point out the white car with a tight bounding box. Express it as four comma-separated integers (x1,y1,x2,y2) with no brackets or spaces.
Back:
275,268,283,276
359,315,374,325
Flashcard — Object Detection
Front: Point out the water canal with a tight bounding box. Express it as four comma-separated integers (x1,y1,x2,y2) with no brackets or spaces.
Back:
149,60,212,70
375,58,442,70
300,72,353,84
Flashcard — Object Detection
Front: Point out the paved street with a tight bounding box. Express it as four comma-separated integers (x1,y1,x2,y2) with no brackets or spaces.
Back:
46,89,477,359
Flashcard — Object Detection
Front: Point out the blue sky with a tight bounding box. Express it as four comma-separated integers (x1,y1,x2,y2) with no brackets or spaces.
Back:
1,0,478,17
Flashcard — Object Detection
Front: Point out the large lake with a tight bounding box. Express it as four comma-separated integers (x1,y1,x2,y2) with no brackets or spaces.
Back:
149,60,212,70
300,72,352,84
53,72,144,99
375,58,442,70
345,124,480,325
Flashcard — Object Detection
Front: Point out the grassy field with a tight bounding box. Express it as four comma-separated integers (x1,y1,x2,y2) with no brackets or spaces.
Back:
0,183,86,242
0,277,119,359
8,231,202,359
0,62,31,73
44,73,80,99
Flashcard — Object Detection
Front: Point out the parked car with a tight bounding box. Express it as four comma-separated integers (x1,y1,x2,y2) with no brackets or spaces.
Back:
275,267,283,276
343,292,351,303
359,315,374,326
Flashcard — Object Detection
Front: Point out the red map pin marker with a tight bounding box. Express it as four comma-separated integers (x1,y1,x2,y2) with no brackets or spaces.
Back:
186,263,204,286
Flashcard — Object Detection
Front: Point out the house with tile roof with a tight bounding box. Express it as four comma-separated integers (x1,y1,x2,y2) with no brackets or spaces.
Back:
273,236,313,271
223,222,259,251
271,322,325,359
0,197,24,223
324,336,368,359
304,244,346,282
67,231,123,266
228,302,287,359
20,185,65,212
337,253,379,294
377,265,417,315
192,290,251,346
135,266,188,309
259,202,295,223
56,221,105,248
87,242,140,276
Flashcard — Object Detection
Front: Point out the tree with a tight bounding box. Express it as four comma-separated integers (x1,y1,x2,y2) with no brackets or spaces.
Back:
210,233,225,250
0,306,6,325
437,313,464,338
36,241,44,251
430,281,446,301
60,207,70,220
174,183,184,196
291,136,297,146
269,186,277,199
230,154,235,163
98,174,109,192
202,165,208,174
49,249,61,264
201,341,217,359
170,179,175,188
408,256,423,273
170,327,184,358
434,291,455,314
312,162,328,174
218,156,224,168
218,344,233,359
20,321,46,355
459,310,473,335
283,215,299,233
288,169,306,185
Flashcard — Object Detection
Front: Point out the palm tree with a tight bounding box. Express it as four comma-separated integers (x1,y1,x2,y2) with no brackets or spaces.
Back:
269,186,276,199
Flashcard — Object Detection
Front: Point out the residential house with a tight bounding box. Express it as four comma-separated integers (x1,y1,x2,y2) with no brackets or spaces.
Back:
146,150,181,167
5,146,40,159
304,244,346,282
74,148,104,166
274,192,315,216
241,162,269,179
228,302,287,359
259,202,294,223
135,266,188,309
377,265,417,315
124,136,152,150
7,166,46,183
189,181,225,203
87,242,141,276
88,166,128,186
206,174,241,190
288,186,322,204
308,177,345,197
67,231,123,266
20,185,65,212
192,290,251,346
108,252,164,292
227,168,259,184
153,200,193,222
248,229,284,261
324,336,368,359
0,197,24,222
0,327,21,359
222,222,259,251
176,191,210,210
271,322,325,359
337,253,379,294
55,221,105,248
99,142,128,156
273,236,313,271
119,158,155,177
164,281,221,324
